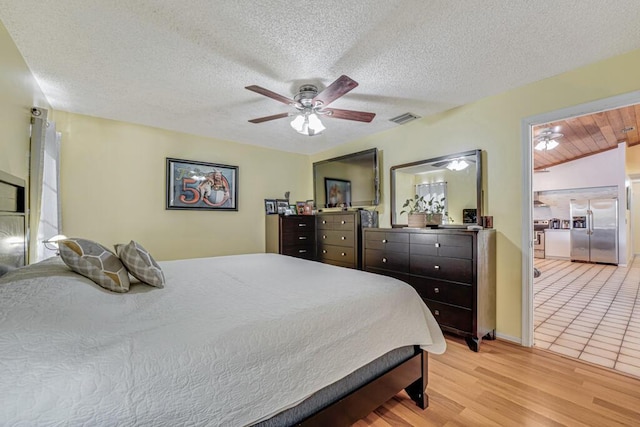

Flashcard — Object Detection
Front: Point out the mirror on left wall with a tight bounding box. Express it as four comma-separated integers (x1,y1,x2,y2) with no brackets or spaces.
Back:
313,148,379,209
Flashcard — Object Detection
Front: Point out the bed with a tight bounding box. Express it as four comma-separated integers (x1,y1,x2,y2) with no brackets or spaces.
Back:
0,172,445,426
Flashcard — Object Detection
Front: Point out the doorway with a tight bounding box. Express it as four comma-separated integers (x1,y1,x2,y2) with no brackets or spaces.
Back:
522,91,640,376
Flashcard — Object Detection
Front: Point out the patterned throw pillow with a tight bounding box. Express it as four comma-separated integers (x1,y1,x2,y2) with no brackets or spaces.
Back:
115,241,165,288
59,238,130,293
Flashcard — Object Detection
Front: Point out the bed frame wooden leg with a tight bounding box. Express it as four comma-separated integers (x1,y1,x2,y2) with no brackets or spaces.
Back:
404,350,429,409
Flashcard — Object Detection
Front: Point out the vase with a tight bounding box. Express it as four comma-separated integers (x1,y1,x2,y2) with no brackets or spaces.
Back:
407,212,427,228
426,213,443,225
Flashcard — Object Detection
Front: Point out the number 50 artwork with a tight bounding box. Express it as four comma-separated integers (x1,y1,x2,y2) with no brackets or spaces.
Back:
166,158,238,211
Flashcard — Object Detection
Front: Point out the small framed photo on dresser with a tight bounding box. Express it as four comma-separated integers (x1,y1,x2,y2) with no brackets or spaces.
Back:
296,201,306,215
276,199,289,214
264,199,277,215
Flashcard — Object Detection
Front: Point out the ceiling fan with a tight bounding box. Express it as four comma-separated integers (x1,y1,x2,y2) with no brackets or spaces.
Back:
245,75,376,136
534,127,563,151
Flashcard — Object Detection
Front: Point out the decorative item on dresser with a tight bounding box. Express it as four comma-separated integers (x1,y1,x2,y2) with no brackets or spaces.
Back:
265,214,316,260
363,227,496,351
316,210,378,269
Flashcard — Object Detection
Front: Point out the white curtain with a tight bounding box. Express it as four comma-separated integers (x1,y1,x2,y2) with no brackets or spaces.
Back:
416,181,448,212
30,108,62,262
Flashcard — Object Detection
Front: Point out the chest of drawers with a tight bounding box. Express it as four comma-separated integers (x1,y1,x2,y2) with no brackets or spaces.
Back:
317,212,359,268
265,214,316,260
363,227,496,351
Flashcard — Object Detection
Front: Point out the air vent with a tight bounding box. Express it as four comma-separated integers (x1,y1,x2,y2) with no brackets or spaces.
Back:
389,112,420,125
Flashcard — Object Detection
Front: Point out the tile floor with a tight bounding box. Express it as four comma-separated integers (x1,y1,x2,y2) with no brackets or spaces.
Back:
534,256,640,378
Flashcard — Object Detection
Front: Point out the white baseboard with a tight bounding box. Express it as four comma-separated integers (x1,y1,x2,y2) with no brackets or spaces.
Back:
495,332,523,346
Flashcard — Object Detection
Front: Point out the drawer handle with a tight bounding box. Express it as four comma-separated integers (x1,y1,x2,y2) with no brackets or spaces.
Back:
435,243,440,247
434,288,440,293
341,252,346,256
323,235,327,239
298,236,307,240
434,310,440,316
322,250,327,254
382,258,387,263
434,265,440,270
298,249,307,253
382,239,387,243
322,220,327,224
341,220,346,224
341,236,346,240
298,223,307,227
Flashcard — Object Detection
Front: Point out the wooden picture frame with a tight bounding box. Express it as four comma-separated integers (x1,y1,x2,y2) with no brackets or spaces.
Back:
166,158,238,211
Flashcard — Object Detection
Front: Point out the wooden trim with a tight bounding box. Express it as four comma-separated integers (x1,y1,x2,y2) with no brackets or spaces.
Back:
298,351,428,426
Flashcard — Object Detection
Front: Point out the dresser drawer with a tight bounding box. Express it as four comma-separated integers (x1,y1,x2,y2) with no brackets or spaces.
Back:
410,233,473,259
425,300,473,332
332,217,354,231
437,234,473,258
365,267,413,284
281,216,315,232
281,246,315,259
408,276,473,308
409,233,438,246
365,231,409,251
410,254,473,283
319,245,355,264
281,231,315,247
318,229,354,247
365,248,409,271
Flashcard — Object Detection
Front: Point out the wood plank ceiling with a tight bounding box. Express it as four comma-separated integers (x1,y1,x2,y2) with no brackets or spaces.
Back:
533,104,640,170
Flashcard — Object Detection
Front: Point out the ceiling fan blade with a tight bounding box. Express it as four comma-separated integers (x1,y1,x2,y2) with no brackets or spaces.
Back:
245,85,296,106
313,75,359,107
323,108,375,123
431,161,449,168
248,112,291,123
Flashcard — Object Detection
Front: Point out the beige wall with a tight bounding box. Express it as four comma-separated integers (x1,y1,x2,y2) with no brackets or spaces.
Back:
0,21,49,181
5,12,640,340
311,49,640,340
55,112,311,261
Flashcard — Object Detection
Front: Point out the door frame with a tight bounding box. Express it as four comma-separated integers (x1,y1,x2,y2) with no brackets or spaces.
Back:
520,90,640,347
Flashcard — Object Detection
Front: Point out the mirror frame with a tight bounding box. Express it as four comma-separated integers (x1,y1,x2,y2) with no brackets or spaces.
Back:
313,148,380,209
390,149,483,227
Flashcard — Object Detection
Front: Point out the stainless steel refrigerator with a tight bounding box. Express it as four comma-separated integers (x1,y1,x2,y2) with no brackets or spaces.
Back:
570,198,618,264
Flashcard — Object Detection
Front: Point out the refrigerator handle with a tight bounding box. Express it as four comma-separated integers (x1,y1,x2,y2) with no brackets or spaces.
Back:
587,209,593,235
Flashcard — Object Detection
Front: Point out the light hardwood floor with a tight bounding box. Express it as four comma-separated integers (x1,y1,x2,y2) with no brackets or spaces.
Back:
354,336,640,426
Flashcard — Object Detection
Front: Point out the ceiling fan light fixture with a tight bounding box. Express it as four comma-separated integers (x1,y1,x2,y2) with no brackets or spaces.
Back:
290,113,325,136
534,139,559,151
446,159,469,171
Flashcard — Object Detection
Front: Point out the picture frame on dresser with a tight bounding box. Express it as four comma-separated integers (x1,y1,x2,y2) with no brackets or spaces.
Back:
265,199,277,215
166,158,238,211
275,199,288,214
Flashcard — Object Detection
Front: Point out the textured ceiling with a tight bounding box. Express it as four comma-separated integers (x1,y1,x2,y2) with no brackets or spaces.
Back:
2,1,640,154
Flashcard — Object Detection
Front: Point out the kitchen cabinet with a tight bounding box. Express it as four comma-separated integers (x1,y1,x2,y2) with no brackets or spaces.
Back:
545,229,570,259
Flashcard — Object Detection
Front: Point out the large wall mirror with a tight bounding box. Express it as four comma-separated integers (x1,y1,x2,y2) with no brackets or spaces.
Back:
390,149,482,227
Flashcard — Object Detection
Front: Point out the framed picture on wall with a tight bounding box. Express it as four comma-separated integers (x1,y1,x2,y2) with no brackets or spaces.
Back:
166,158,238,210
325,178,351,208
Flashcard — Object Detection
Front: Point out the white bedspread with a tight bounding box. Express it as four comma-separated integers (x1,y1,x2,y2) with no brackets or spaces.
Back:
0,253,445,426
